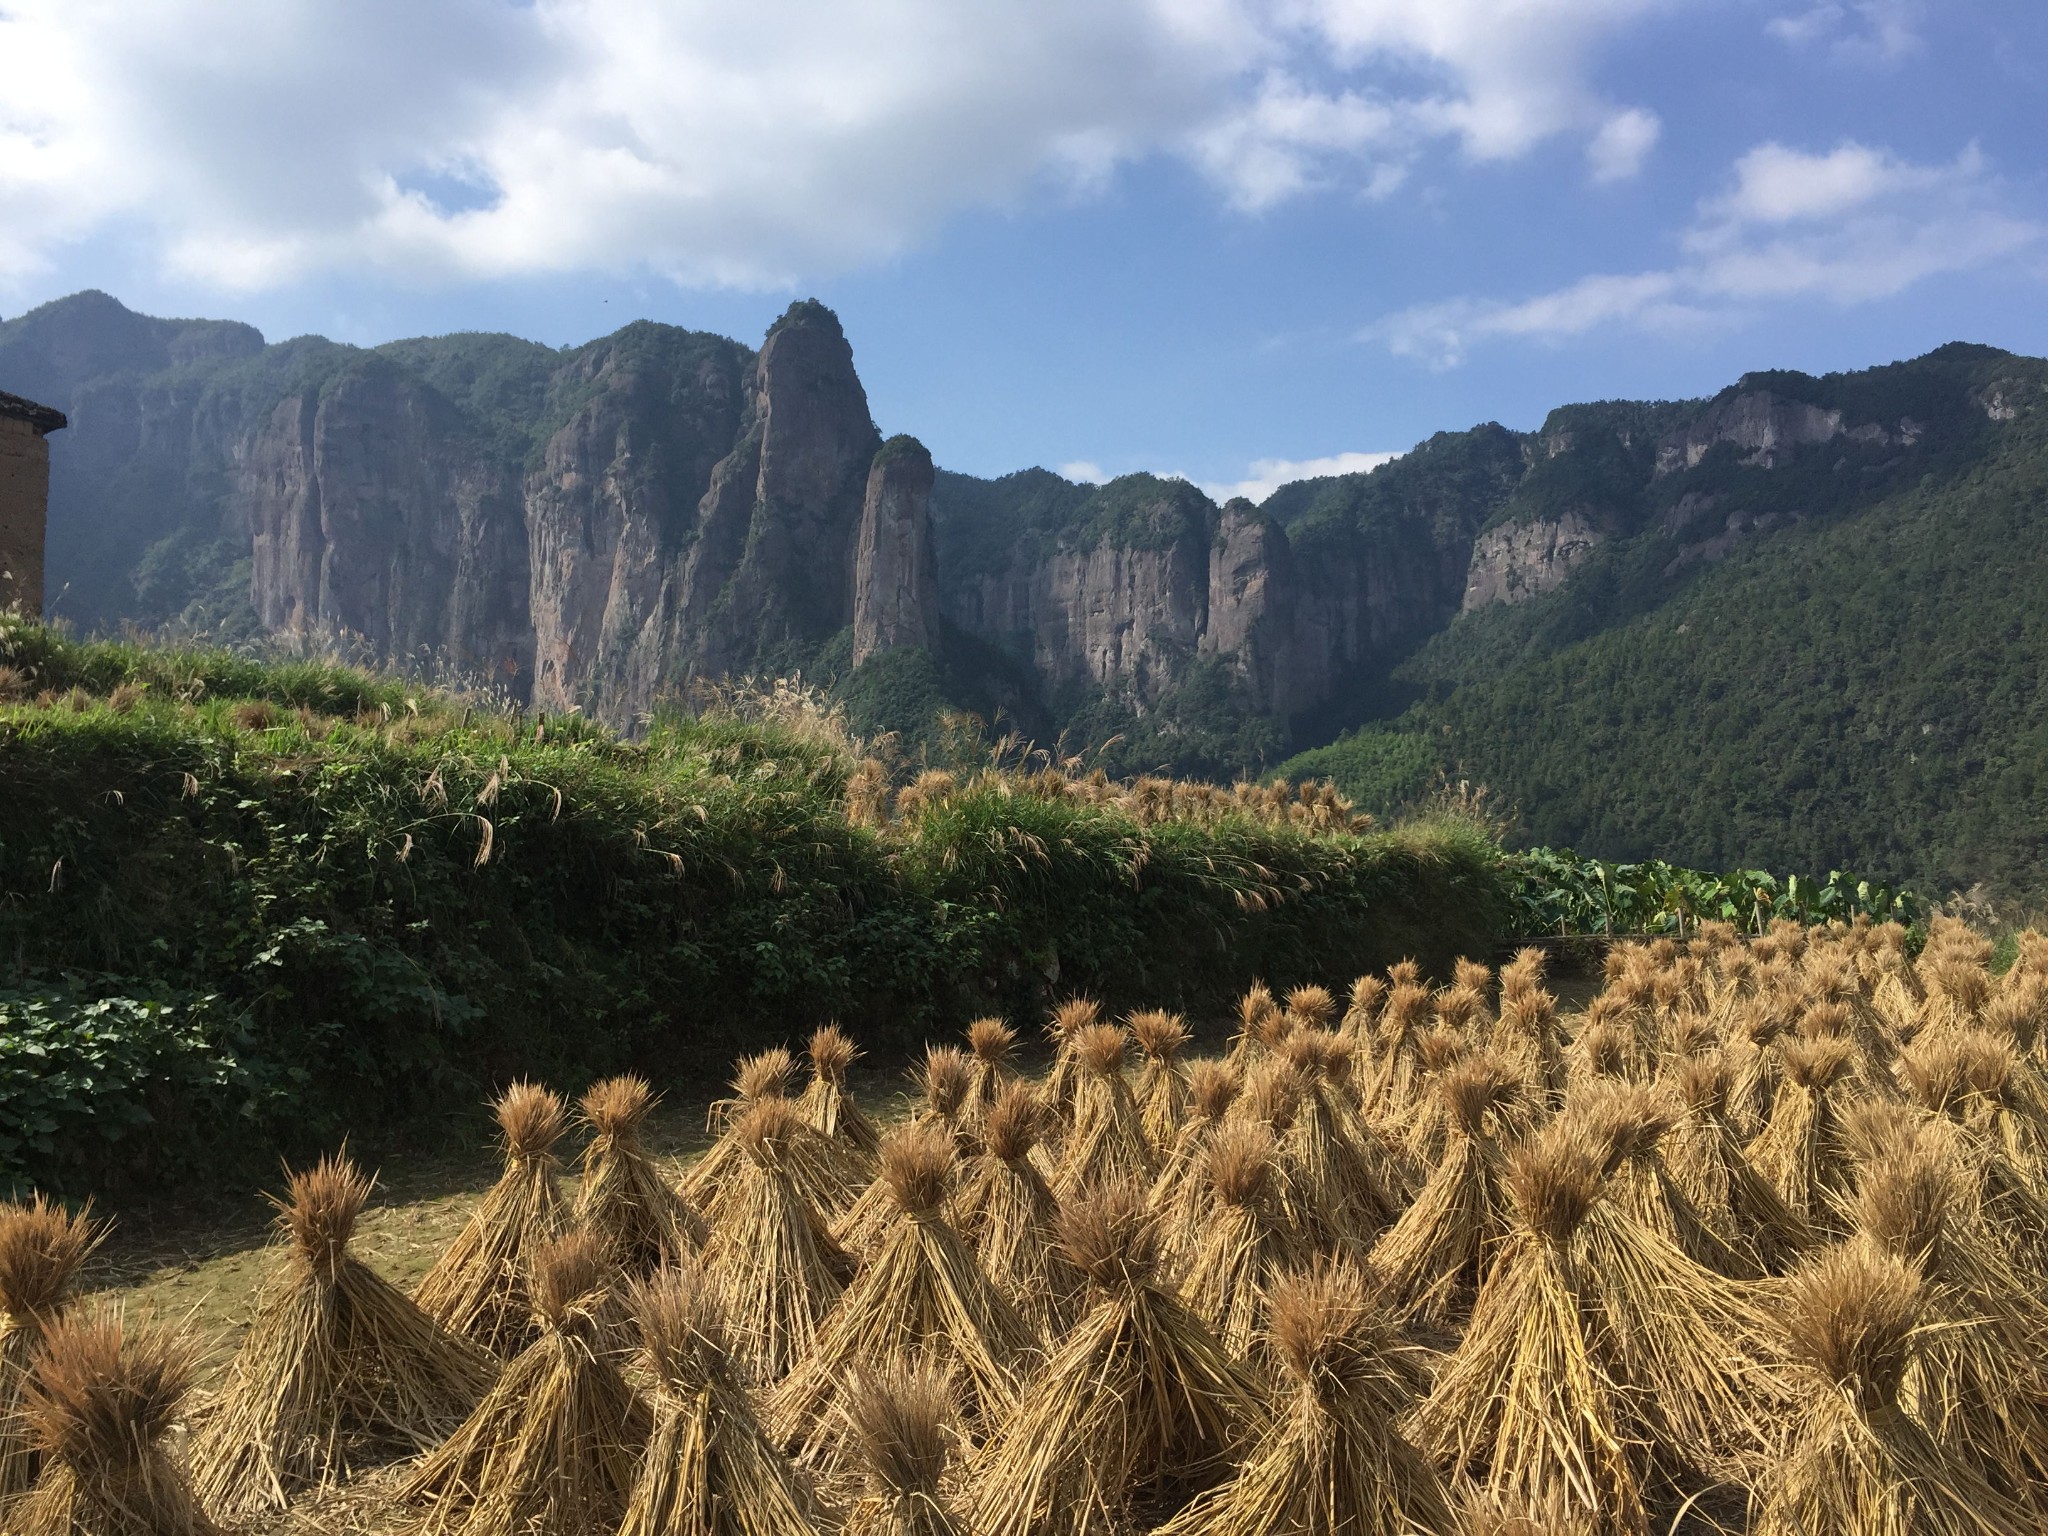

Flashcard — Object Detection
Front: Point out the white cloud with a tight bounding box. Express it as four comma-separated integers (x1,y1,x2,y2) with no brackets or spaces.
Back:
1202,451,1402,503
1059,460,1107,483
0,0,1670,291
1371,139,2043,367
1766,1,1922,65
1587,108,1660,184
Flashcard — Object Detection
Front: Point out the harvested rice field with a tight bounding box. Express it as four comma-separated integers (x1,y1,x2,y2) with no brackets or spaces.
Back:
7,916,2048,1534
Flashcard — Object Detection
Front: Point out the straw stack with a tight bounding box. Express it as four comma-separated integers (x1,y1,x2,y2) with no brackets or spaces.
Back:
0,1196,101,1503
193,1152,495,1518
576,1076,706,1274
415,1082,572,1358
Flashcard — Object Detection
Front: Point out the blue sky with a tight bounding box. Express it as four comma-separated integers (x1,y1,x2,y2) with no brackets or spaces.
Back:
2,1,2043,499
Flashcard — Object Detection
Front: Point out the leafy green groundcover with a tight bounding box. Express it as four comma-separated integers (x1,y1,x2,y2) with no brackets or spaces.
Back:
1504,847,1919,939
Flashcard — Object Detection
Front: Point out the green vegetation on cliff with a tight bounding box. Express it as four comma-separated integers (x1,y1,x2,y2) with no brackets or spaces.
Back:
1284,349,2048,902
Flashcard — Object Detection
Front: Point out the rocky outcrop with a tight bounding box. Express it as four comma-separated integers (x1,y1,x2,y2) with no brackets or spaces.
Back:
243,359,533,683
1201,501,1296,713
1460,512,1602,612
852,437,940,664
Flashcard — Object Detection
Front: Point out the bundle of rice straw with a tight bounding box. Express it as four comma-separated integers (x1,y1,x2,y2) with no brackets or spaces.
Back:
1150,1059,1243,1239
798,1024,881,1163
772,1122,1032,1470
1128,1010,1191,1151
11,1309,216,1536
1041,997,1103,1123
1492,957,1563,1102
839,1049,981,1257
1365,981,1432,1122
912,1046,979,1153
1754,1243,2034,1536
193,1152,496,1518
1564,1087,1782,1478
1413,1122,1645,1535
415,1082,572,1359
968,1180,1261,1535
1747,1034,1860,1234
616,1267,822,1536
697,1098,849,1385
1173,1119,1308,1357
406,1230,648,1536
1850,1136,2048,1497
1662,1052,1810,1274
1284,984,1338,1032
1575,1079,1753,1279
684,1048,802,1205
1274,1030,1397,1255
1054,1024,1156,1199
963,1018,1020,1128
1338,974,1386,1048
952,1084,1079,1340
1368,1050,1520,1327
576,1076,706,1274
1724,994,1792,1138
1399,1024,1476,1165
1154,1262,1452,1536
0,1195,102,1501
842,1361,972,1536
1227,983,1286,1067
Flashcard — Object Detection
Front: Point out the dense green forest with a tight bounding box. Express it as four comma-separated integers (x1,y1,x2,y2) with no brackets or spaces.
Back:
1284,349,2048,903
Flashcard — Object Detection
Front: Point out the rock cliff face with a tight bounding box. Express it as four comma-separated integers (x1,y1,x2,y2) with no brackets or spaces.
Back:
1460,511,1601,611
852,437,940,664
4,294,2026,766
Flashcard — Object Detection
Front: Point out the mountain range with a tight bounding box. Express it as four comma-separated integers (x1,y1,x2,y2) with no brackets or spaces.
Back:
3,290,2043,898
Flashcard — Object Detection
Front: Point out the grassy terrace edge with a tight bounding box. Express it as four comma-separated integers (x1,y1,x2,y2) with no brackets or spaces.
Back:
0,622,1914,1199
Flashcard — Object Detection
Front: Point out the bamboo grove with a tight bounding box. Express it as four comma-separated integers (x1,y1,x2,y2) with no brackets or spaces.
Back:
5,915,2048,1533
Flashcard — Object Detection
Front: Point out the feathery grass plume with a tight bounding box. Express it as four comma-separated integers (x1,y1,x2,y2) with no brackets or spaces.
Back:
0,1196,102,1502
1851,1140,2048,1496
1366,981,1433,1123
1662,1052,1811,1274
1755,1243,2036,1536
576,1076,707,1274
616,1267,823,1536
842,1361,971,1536
11,1309,215,1536
1154,1261,1452,1536
193,1152,496,1518
1339,974,1387,1049
1173,1120,1309,1358
1041,997,1103,1124
407,1229,648,1536
415,1082,571,1359
1747,1035,1860,1235
800,1024,882,1162
684,1048,802,1207
772,1123,1032,1472
1055,1024,1156,1199
698,1098,849,1386
953,1084,1080,1340
1562,1090,1784,1479
964,1017,1020,1126
1369,1051,1520,1328
1128,1010,1192,1152
968,1180,1261,1535
1151,1059,1245,1238
1414,1122,1645,1536
1227,983,1287,1068
1285,984,1338,1031
1275,1031,1399,1257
